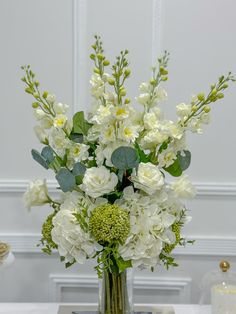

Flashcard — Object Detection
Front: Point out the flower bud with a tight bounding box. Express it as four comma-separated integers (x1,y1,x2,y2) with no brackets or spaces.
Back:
93,68,100,74
35,81,40,87
162,76,168,81
25,87,32,94
120,88,126,96
203,105,211,113
211,84,216,90
197,93,205,101
217,93,224,99
124,69,131,77
107,78,115,85
33,92,39,98
150,78,156,86
103,59,110,66
211,89,217,96
222,83,228,89
42,91,48,99
191,105,198,112
91,44,96,50
160,66,168,75
90,54,95,60
97,53,104,61
124,98,131,104
32,102,39,108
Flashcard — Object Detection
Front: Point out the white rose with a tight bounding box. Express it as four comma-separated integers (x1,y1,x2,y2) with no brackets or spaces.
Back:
132,162,164,195
23,179,50,209
170,175,196,199
80,166,118,198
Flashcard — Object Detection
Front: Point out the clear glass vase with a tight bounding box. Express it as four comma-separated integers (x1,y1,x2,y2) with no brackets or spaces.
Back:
98,269,133,314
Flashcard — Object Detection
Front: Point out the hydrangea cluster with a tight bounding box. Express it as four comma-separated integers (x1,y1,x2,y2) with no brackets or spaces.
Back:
22,35,234,274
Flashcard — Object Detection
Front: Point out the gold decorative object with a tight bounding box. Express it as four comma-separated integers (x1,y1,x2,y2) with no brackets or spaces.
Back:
219,260,230,272
0,242,10,263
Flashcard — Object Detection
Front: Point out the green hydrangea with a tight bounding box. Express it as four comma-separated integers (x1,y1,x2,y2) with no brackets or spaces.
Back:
40,212,58,253
89,204,130,245
163,223,181,254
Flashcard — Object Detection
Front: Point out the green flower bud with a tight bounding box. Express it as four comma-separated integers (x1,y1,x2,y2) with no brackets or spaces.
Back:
124,69,131,77
211,89,217,96
89,204,130,244
197,93,205,101
191,105,198,112
162,76,168,81
93,67,100,74
222,83,228,89
90,54,95,60
211,84,216,90
120,88,127,97
35,81,40,87
150,78,156,85
25,87,33,94
160,66,168,75
124,98,131,104
203,105,211,113
42,91,49,99
91,44,96,50
97,53,104,61
217,93,224,99
33,92,39,98
32,102,39,108
107,78,115,85
103,59,110,66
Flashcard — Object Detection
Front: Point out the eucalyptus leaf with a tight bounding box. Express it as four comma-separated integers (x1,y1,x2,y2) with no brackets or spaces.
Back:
164,159,182,177
31,149,49,169
72,162,86,176
55,168,76,192
177,150,191,171
111,146,139,170
41,146,54,164
70,133,84,143
73,111,92,136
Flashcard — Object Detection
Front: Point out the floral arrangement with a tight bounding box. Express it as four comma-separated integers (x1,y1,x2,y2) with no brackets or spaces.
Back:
22,36,234,276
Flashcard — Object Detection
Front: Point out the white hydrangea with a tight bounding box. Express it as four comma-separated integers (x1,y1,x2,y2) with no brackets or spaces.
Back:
23,179,50,210
131,162,164,195
170,175,196,199
80,166,118,198
52,209,101,264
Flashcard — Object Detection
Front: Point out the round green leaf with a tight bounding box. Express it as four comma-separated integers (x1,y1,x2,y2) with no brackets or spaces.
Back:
111,146,139,170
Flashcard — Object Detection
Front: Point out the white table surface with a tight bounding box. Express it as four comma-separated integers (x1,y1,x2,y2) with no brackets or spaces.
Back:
0,303,211,314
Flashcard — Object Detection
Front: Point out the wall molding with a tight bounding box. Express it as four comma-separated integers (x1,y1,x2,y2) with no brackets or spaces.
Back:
1,179,236,197
49,274,191,302
72,0,88,113
1,233,236,257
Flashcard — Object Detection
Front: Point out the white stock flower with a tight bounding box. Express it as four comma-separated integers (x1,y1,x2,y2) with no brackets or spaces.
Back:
34,125,48,143
53,114,67,128
139,82,150,92
90,74,105,99
154,86,167,102
136,93,150,105
90,105,113,124
176,103,192,118
23,179,50,210
40,116,53,129
158,148,177,168
170,175,196,199
117,122,139,143
100,124,116,144
46,94,56,105
113,106,130,120
49,128,69,157
132,162,164,195
141,129,169,150
34,109,46,120
143,112,158,130
80,166,118,198
68,143,89,162
52,209,101,264
53,103,69,114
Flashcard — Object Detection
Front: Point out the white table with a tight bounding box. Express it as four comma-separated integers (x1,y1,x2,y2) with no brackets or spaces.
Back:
0,303,211,314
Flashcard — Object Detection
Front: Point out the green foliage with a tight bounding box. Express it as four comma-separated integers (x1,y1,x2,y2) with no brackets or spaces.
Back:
72,162,86,176
164,158,182,177
31,149,49,169
177,150,191,171
111,146,139,170
134,142,149,163
38,211,58,255
73,111,92,136
55,168,76,192
41,146,54,164
70,133,83,143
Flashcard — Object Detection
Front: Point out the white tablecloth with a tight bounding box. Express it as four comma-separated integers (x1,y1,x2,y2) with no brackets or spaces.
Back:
0,303,211,314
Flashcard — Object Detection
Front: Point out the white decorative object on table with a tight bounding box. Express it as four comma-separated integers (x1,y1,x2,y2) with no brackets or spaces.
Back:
21,35,235,314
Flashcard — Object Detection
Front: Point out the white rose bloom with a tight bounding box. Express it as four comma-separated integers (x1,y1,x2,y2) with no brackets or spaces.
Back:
34,125,48,143
170,175,196,199
80,166,118,198
176,103,192,118
132,162,164,195
23,179,50,210
52,209,101,264
53,102,69,114
53,114,67,128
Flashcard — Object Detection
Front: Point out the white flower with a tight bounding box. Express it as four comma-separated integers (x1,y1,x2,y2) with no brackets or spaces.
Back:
170,175,196,199
53,114,67,128
46,94,56,105
68,143,89,162
176,103,191,118
117,122,139,143
34,125,48,143
53,103,69,114
100,124,116,144
136,93,150,105
34,109,46,120
52,209,101,264
113,106,130,120
90,74,105,99
49,128,69,157
23,179,50,209
158,148,177,168
154,86,167,102
141,129,168,149
132,162,164,195
139,82,150,93
143,112,158,130
80,166,118,198
40,116,53,129
90,104,113,124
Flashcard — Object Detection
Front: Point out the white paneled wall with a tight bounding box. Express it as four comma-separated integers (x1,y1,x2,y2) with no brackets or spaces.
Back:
1,0,236,304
